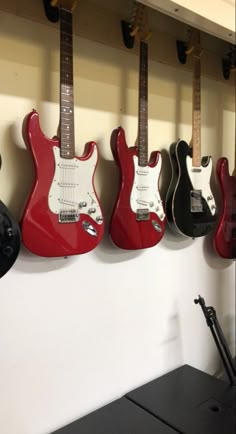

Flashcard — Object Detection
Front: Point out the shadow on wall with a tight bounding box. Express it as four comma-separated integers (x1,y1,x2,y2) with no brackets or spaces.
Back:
203,231,234,270
161,310,183,372
13,245,76,274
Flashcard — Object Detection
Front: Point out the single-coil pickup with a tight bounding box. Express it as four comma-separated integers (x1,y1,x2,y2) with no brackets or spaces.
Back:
137,199,149,205
58,182,78,188
58,162,78,169
58,198,78,207
137,199,155,207
136,185,149,191
136,169,148,176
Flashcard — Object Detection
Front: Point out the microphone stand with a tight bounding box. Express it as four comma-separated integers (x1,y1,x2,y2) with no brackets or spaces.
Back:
194,295,236,386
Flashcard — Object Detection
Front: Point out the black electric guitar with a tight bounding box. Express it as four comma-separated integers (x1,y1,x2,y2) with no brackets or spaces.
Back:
0,158,21,278
166,30,217,238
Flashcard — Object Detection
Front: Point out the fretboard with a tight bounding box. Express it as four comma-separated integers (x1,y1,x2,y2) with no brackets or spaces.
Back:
192,53,201,167
60,7,75,159
138,40,148,167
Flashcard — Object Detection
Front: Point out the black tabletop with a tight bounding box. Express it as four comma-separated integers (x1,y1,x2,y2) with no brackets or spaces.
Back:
51,397,179,434
126,364,236,434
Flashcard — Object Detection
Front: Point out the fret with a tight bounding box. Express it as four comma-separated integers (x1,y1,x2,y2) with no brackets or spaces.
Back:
138,40,148,167
60,7,75,159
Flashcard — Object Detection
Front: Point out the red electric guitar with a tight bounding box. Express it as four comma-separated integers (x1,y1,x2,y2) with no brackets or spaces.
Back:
109,4,166,250
214,138,236,259
21,0,104,257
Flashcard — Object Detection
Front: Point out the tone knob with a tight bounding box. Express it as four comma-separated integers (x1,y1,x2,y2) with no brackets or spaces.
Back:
79,201,87,208
88,208,96,214
96,216,103,223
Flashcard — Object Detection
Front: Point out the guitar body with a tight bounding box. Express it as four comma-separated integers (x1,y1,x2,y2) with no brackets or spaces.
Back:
110,127,166,250
166,139,217,238
21,111,104,257
214,158,236,259
0,201,21,278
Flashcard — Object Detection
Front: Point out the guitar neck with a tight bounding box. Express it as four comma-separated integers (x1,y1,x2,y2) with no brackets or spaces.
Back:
60,7,75,159
138,40,148,167
192,53,201,167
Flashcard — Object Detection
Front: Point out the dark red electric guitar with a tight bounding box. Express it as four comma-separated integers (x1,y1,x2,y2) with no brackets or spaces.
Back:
21,0,104,257
214,139,236,259
110,4,166,250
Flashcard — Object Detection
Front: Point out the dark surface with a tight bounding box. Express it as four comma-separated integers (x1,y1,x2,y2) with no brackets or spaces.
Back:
166,140,217,237
51,397,179,434
126,364,236,434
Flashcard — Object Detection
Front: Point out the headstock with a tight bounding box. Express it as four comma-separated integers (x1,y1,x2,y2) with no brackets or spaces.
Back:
50,0,77,11
130,2,151,42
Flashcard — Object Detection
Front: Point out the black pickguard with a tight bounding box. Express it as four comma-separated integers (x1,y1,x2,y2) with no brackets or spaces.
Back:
166,140,217,238
0,201,21,278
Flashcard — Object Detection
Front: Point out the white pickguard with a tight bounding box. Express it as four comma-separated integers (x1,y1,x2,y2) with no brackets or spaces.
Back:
48,146,103,224
186,156,216,216
130,155,165,221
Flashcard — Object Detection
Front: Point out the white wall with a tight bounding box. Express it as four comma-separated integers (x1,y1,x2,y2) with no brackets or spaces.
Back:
0,11,235,434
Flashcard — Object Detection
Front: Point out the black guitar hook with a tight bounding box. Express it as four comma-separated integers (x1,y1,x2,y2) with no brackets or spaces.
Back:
42,0,60,23
222,45,236,80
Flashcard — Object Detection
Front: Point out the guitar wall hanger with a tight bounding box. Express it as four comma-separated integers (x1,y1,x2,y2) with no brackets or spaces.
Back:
42,0,59,23
176,28,204,64
121,20,135,49
121,2,152,50
222,45,236,80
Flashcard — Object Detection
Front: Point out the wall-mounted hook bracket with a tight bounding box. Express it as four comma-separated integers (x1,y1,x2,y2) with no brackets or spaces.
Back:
42,0,59,23
176,40,188,64
222,45,236,80
121,20,135,49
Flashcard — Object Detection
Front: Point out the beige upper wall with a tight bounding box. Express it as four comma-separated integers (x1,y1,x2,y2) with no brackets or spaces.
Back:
141,0,236,42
